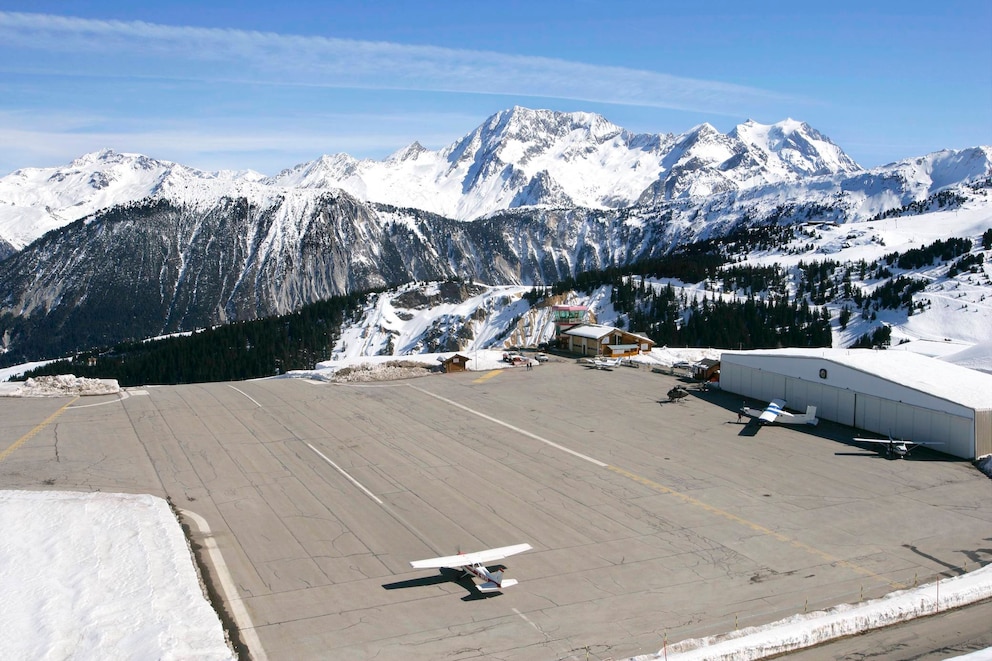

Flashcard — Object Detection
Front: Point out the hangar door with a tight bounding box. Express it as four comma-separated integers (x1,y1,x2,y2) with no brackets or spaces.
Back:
855,394,974,459
719,365,787,403
746,369,787,403
785,380,855,425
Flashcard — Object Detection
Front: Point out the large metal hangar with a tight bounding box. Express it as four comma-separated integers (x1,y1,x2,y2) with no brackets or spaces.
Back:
719,348,992,460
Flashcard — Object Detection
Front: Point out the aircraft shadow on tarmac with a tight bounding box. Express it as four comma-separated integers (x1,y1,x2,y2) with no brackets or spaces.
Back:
731,419,761,437
382,566,507,601
833,444,962,462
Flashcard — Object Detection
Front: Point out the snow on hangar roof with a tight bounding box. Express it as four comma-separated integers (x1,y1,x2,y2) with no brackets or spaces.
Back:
720,348,992,411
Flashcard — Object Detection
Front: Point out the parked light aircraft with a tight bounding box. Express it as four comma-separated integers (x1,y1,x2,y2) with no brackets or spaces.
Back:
740,398,818,426
853,434,943,458
585,357,622,370
410,543,532,593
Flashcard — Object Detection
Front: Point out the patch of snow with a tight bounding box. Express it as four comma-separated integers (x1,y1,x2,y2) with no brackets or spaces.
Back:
0,374,120,397
0,490,233,661
0,359,54,383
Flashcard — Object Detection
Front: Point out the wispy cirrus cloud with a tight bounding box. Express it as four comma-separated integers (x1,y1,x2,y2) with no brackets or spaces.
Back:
0,11,799,116
0,106,484,175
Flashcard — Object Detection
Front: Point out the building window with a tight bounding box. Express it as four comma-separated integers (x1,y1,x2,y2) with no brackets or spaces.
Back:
819,368,828,379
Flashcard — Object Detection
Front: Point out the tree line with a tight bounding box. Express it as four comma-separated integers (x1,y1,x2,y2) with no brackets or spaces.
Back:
15,226,990,386
19,292,367,386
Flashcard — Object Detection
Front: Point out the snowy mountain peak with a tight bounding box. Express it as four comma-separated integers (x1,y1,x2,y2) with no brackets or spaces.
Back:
2,107,987,256
69,148,127,167
387,141,428,163
68,148,166,172
730,118,861,176
270,153,360,189
490,106,625,143
684,122,721,138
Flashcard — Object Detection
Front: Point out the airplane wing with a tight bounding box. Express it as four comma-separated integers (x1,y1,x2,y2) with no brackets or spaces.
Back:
740,399,787,423
853,437,943,446
410,543,532,569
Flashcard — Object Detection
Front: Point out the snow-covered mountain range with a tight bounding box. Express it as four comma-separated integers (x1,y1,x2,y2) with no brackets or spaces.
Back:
268,108,862,219
0,106,989,365
0,106,907,254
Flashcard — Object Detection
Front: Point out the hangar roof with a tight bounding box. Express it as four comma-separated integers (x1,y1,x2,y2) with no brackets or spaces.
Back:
720,348,992,411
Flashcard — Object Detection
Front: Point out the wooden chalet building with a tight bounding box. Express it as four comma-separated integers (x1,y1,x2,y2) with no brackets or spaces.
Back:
559,324,655,358
439,353,471,373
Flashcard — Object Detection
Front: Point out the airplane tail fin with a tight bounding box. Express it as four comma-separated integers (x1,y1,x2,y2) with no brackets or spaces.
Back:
477,579,517,592
478,569,517,592
804,405,819,426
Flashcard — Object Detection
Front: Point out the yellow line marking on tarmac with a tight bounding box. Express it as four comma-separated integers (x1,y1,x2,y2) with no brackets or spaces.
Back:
472,370,503,384
607,465,903,589
0,397,79,464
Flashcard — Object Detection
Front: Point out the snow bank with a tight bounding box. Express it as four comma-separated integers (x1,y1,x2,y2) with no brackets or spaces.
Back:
294,349,522,381
636,346,722,367
327,360,437,382
633,564,992,660
0,374,120,397
0,490,233,661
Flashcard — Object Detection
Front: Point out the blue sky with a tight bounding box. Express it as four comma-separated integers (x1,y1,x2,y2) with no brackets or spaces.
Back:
0,1,989,176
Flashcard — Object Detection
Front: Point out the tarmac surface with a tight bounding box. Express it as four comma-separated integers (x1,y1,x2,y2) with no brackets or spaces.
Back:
1,359,990,660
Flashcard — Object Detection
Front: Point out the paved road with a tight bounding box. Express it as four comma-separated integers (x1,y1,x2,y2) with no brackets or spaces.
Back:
1,360,990,660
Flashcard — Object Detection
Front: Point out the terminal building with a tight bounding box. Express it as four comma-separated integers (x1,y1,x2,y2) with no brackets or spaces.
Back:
719,349,992,460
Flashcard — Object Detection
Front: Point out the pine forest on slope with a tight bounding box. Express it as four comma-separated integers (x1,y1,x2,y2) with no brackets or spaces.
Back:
14,226,992,384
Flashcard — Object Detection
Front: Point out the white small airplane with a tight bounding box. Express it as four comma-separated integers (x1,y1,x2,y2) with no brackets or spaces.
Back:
585,356,622,370
740,398,819,426
853,434,943,458
410,543,532,593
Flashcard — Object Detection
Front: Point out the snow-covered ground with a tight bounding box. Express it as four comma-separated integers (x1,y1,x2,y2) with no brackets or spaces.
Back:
0,490,233,661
